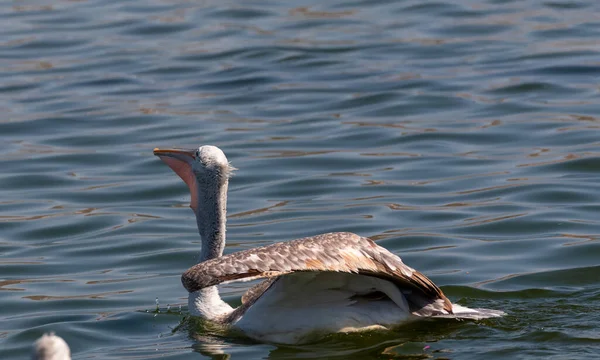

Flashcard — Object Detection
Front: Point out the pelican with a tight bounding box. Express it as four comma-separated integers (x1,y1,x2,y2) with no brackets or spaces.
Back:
32,333,71,360
154,145,503,344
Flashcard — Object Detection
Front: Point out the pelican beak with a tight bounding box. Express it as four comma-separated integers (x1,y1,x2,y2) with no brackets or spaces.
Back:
153,148,195,162
153,147,199,212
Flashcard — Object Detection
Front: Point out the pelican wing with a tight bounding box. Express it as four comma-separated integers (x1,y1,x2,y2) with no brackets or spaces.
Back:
182,232,452,313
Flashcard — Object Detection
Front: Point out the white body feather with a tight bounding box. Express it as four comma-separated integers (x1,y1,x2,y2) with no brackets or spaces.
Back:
234,272,412,343
233,272,503,344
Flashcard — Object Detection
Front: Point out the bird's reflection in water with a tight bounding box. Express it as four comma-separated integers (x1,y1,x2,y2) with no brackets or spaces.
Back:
185,316,467,360
191,334,231,360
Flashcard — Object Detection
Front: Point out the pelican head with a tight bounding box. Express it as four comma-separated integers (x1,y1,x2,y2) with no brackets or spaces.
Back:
153,145,233,212
32,333,71,360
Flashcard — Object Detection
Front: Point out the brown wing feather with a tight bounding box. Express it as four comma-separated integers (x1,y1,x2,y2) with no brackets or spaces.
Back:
182,232,453,313
241,278,279,304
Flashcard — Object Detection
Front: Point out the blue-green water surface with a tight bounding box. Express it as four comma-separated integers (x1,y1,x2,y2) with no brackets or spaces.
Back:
1,0,600,358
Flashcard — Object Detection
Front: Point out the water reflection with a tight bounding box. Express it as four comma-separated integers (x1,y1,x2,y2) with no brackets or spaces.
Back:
187,317,474,360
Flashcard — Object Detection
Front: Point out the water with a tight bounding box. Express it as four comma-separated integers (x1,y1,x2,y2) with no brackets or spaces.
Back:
1,0,600,358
